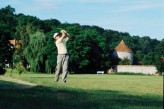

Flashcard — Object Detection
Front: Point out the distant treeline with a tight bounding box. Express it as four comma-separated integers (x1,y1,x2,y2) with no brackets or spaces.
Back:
0,6,163,74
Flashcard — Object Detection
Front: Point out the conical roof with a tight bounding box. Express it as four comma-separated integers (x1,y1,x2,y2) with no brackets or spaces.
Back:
115,40,132,52
9,40,15,45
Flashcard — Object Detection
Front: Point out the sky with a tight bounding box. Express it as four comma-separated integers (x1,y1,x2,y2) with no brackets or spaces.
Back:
0,0,164,40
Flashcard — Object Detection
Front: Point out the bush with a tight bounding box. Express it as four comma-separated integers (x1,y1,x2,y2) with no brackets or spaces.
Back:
119,57,131,65
0,66,6,75
155,56,164,75
15,62,26,75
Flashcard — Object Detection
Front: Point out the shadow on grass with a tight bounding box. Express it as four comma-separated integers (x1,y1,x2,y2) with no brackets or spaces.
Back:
0,80,163,109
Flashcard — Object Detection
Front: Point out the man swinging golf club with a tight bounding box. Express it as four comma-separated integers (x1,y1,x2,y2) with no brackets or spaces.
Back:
53,30,70,83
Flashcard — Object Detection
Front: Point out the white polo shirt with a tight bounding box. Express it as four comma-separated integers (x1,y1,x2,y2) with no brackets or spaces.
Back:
55,37,69,54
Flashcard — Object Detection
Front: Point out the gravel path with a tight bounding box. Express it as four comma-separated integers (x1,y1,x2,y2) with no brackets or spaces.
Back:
0,76,37,89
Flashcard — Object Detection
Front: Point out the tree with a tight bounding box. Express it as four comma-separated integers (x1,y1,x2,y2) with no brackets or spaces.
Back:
138,36,151,54
44,31,57,73
0,5,16,39
14,15,41,68
0,6,16,67
0,35,14,66
135,50,144,64
156,39,164,56
66,26,110,73
23,31,46,72
42,19,61,33
119,57,131,65
154,40,164,74
142,52,156,65
155,56,164,74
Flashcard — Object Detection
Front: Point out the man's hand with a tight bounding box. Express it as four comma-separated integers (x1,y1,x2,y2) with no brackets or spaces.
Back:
60,29,70,39
61,30,67,34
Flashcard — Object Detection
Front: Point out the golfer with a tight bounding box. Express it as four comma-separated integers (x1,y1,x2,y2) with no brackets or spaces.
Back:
53,30,70,83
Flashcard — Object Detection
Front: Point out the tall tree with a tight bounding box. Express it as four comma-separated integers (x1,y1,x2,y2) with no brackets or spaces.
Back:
23,31,46,72
14,14,41,68
155,56,164,74
0,5,16,38
42,19,61,33
0,6,16,66
0,35,14,66
44,31,57,73
64,25,111,73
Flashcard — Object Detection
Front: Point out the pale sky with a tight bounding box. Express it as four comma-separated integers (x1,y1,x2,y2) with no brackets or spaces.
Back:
0,0,164,40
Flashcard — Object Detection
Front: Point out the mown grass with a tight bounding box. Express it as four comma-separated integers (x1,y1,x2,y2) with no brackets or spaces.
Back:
0,70,163,109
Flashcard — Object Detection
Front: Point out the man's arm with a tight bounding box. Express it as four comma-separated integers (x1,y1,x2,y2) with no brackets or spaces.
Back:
65,32,70,40
59,30,67,41
61,30,70,41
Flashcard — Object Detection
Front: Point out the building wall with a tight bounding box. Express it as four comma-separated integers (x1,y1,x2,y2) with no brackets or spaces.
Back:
116,65,157,74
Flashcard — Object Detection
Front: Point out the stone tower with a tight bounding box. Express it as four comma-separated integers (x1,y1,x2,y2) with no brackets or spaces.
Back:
113,40,133,64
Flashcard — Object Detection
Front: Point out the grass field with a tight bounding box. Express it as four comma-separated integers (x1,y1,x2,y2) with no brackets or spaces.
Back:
0,70,163,109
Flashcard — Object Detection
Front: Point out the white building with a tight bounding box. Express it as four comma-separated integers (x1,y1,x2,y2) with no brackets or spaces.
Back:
113,40,133,64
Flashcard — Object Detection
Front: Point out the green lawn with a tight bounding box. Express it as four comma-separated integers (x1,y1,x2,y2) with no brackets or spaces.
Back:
0,71,163,109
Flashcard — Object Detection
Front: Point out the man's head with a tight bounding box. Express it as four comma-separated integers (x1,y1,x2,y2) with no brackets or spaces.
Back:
53,32,60,40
